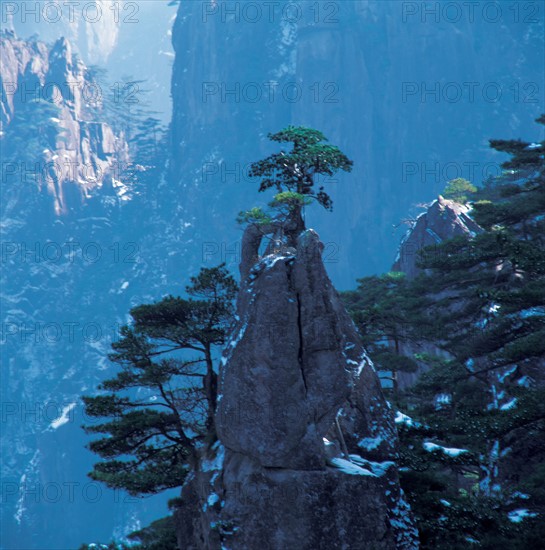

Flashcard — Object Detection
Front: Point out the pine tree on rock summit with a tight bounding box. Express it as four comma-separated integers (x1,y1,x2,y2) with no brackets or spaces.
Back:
243,126,353,247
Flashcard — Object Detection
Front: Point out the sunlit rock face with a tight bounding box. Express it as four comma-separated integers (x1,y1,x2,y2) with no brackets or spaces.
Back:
2,1,177,121
175,229,418,549
169,0,543,289
0,33,174,549
1,34,129,216
392,196,483,279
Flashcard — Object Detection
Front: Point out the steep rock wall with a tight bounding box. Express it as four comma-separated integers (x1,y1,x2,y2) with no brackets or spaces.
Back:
1,33,128,217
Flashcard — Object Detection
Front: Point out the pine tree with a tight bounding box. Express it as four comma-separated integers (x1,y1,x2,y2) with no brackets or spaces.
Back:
82,264,237,496
345,115,545,548
443,177,477,204
248,126,353,210
342,272,421,396
247,126,353,246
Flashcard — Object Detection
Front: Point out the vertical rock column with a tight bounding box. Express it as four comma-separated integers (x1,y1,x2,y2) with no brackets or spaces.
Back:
208,229,418,549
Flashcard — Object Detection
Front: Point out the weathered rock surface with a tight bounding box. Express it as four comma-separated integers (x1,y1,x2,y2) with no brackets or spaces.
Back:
176,229,418,549
1,33,128,217
390,197,483,388
392,196,482,279
219,450,410,550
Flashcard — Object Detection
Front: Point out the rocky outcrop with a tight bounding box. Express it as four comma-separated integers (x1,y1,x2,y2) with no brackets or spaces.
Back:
392,196,482,279
3,3,176,120
1,1,121,65
389,197,482,388
176,229,418,549
0,32,128,217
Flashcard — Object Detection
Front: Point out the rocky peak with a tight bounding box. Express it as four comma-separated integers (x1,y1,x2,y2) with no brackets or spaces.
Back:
47,36,80,107
176,228,418,549
0,33,128,217
3,3,121,65
393,196,482,278
391,197,483,389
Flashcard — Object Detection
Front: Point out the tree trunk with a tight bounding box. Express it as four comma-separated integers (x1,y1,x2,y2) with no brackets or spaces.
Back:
203,346,217,435
285,205,306,247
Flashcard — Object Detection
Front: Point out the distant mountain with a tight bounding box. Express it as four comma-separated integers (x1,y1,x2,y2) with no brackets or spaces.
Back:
1,1,176,121
1,34,129,216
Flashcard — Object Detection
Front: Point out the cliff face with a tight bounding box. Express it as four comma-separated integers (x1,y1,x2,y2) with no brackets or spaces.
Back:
176,229,418,549
1,0,120,64
1,34,128,217
0,34,176,549
2,1,176,120
169,0,543,289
